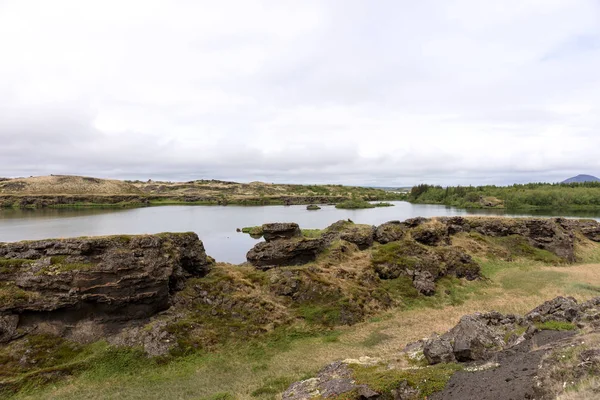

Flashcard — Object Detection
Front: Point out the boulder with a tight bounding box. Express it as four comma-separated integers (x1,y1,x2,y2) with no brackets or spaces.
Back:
449,315,505,361
282,361,379,400
525,296,579,323
262,223,302,241
246,238,324,268
411,222,449,246
412,271,436,296
374,221,406,244
322,221,375,250
424,315,504,364
424,334,456,364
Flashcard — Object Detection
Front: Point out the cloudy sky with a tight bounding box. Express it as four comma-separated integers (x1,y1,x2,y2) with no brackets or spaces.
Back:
1,0,599,186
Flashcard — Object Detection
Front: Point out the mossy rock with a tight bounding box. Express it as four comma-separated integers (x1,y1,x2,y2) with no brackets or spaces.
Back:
306,204,321,210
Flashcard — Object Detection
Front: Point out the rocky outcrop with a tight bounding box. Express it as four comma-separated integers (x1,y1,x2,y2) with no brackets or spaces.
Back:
284,296,600,400
283,361,378,400
0,233,212,342
437,216,579,261
262,223,302,241
374,221,406,244
245,220,375,267
246,238,325,268
322,221,375,250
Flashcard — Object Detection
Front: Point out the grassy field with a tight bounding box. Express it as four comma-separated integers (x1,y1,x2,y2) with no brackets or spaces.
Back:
0,175,402,208
10,241,600,400
408,182,600,210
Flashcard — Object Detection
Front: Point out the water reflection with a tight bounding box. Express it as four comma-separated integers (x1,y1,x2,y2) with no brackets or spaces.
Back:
1,202,599,264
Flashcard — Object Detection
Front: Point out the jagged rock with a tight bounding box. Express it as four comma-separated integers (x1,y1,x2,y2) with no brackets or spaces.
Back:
374,221,406,244
424,334,456,364
525,296,579,322
282,361,379,400
450,315,505,361
576,219,600,242
0,232,212,342
246,238,324,267
0,315,19,343
321,221,375,250
412,271,436,296
262,223,302,241
411,222,449,246
403,217,428,228
424,315,504,364
338,226,375,250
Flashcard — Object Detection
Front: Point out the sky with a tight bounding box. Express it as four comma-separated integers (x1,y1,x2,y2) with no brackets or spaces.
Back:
1,0,600,186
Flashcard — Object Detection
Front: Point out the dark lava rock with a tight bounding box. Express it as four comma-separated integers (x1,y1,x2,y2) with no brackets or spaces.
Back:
306,204,321,210
576,219,600,242
282,361,379,400
246,238,325,268
262,222,302,241
411,222,449,246
424,315,504,364
525,296,580,322
0,232,212,342
374,221,406,244
424,334,456,364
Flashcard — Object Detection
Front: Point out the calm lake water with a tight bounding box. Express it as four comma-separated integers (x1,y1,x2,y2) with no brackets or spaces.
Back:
1,201,600,264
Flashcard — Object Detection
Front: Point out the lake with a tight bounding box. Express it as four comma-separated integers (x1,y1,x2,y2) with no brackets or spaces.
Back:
1,201,599,264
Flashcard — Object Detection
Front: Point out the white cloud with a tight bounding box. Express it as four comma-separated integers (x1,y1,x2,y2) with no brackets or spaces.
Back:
1,0,600,185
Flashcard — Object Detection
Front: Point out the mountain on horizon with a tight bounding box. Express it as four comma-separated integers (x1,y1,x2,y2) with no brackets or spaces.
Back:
562,174,600,184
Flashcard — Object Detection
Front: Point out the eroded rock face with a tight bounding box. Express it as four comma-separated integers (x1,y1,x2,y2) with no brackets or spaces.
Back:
0,233,212,342
374,221,406,244
438,216,579,261
246,238,325,268
262,223,302,241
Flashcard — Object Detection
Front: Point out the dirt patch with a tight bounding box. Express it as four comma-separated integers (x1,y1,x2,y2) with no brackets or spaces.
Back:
431,330,575,400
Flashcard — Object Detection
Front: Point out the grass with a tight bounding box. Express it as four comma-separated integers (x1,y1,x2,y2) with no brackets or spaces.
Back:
241,226,264,236
335,199,377,209
348,362,463,398
535,321,577,331
7,242,600,399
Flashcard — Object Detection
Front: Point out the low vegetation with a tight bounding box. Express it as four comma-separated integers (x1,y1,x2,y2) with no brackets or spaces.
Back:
0,175,403,209
408,182,600,210
335,199,394,209
5,219,600,399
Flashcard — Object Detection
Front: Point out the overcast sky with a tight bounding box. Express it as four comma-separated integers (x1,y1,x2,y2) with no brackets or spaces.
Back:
1,0,599,186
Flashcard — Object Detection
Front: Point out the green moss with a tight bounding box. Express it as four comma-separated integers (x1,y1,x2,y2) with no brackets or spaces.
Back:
297,303,342,326
301,229,323,238
372,202,394,207
200,393,235,400
381,276,420,299
0,258,34,273
361,330,393,348
250,376,295,397
0,283,39,307
38,259,97,274
348,363,462,398
494,236,564,264
535,321,577,331
503,325,528,342
335,199,376,209
241,226,264,236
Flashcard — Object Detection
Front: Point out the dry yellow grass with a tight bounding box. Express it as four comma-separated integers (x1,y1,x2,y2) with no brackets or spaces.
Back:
0,175,141,195
14,257,600,400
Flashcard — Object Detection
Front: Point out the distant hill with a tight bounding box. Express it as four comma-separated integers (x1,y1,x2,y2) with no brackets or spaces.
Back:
562,174,600,184
0,175,143,195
